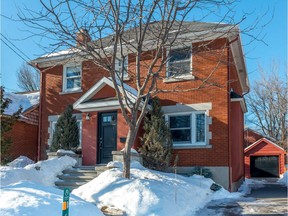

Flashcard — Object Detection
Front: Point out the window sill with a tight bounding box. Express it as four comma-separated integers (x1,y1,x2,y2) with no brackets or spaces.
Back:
60,89,83,95
163,75,195,83
122,76,131,81
173,144,212,149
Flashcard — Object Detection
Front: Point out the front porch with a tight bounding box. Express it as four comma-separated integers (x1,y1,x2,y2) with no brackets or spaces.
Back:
72,77,143,165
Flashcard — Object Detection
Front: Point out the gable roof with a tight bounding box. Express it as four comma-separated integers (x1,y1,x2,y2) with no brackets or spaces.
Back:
31,21,233,62
31,21,249,93
73,77,149,112
244,137,286,153
3,91,40,116
244,128,278,143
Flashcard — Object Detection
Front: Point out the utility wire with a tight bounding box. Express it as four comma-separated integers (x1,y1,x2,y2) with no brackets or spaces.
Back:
1,38,30,63
0,33,31,61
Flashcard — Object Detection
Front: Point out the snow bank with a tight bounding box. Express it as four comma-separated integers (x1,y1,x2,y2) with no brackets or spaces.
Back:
238,178,266,195
7,156,34,168
57,149,76,154
1,156,76,187
0,181,103,216
73,162,241,216
278,171,288,186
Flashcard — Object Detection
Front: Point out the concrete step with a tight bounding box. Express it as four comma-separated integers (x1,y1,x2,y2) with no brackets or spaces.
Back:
55,165,112,191
62,169,99,176
56,185,79,191
57,174,96,181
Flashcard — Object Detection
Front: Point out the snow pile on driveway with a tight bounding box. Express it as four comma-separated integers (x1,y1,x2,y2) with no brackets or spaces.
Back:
238,178,266,195
7,156,35,168
1,155,76,187
73,161,241,216
278,171,288,186
0,181,103,216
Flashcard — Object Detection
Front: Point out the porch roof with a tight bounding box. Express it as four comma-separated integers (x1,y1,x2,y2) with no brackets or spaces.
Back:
73,77,149,112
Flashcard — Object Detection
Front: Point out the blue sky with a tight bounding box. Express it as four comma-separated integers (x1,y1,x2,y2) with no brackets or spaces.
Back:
1,0,287,92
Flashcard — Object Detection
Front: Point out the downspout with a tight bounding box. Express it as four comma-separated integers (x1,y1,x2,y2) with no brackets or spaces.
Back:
34,63,42,161
227,43,232,191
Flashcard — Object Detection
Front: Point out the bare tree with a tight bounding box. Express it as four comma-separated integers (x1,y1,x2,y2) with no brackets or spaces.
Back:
17,63,40,91
246,63,287,149
18,0,265,178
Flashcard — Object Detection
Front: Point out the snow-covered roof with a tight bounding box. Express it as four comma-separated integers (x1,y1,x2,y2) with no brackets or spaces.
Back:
3,91,40,115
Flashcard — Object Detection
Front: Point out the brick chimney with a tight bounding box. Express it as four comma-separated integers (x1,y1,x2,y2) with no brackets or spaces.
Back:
76,29,91,46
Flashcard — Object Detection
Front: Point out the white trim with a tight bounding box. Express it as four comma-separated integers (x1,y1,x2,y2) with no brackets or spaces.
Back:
73,77,151,112
162,102,212,114
229,35,249,93
73,77,137,109
231,97,247,113
115,56,129,80
245,138,286,152
166,46,194,80
63,63,82,93
163,75,195,83
164,106,212,147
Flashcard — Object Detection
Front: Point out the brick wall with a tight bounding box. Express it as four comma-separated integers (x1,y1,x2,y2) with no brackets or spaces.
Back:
231,102,244,182
9,121,38,162
23,106,39,125
39,37,244,170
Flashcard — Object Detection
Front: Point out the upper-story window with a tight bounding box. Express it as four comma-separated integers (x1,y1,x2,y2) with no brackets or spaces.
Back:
63,64,82,92
115,56,129,80
167,47,192,78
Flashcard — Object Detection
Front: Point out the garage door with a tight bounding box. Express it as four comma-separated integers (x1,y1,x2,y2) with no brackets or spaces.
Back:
250,156,279,177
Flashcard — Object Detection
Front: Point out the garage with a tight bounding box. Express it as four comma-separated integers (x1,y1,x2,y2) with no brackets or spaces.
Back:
250,156,279,177
244,138,286,178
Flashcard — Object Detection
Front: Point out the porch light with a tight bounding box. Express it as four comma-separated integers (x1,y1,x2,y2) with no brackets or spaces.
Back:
86,113,91,121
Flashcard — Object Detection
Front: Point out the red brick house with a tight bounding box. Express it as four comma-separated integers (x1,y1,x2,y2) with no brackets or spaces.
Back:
2,91,39,162
31,22,249,191
244,138,287,178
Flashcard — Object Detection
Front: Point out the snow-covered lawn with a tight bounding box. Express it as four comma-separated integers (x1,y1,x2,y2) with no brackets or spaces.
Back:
1,157,245,216
0,156,103,216
0,181,103,216
278,171,288,186
1,155,76,186
73,161,242,216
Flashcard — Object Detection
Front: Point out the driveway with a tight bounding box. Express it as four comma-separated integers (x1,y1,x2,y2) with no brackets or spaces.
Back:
196,178,288,215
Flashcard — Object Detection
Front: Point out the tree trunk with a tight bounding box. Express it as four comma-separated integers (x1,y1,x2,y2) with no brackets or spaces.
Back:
123,127,137,178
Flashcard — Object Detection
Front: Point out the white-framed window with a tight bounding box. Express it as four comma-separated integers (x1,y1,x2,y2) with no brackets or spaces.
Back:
115,56,129,79
165,111,207,146
63,64,82,92
167,47,192,78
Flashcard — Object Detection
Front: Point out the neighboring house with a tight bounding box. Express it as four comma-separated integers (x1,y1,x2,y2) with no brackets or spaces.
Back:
244,128,287,178
2,91,40,162
244,138,287,178
31,21,249,191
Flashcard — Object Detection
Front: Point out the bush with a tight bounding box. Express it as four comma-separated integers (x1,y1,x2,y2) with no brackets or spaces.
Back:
139,97,172,171
191,166,213,178
50,105,79,152
0,87,22,164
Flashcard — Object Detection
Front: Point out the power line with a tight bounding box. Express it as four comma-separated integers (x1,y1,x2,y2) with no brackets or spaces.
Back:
0,33,31,61
1,38,29,63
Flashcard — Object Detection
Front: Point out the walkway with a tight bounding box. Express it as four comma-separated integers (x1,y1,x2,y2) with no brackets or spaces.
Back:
196,178,288,215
